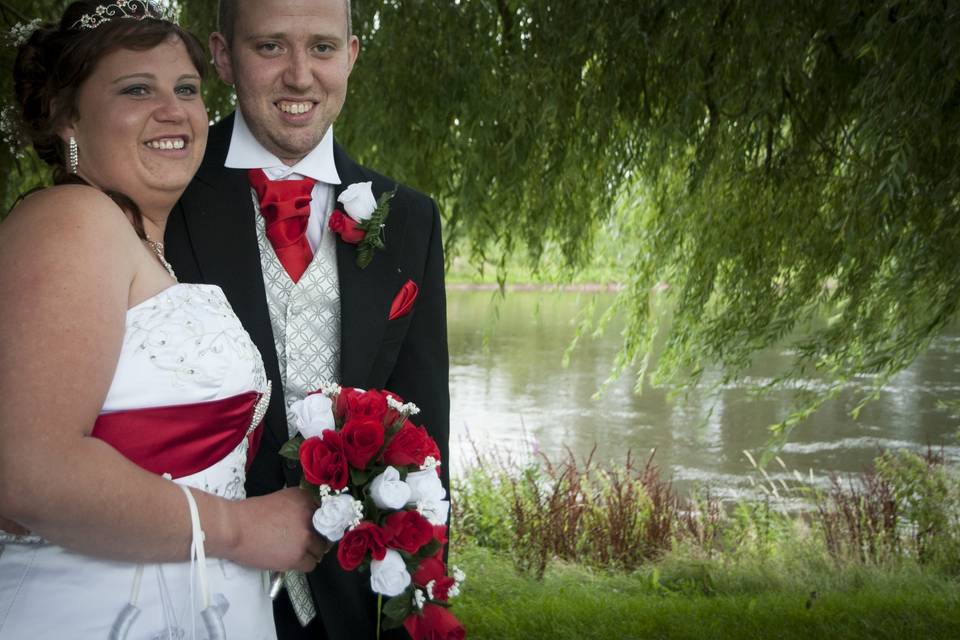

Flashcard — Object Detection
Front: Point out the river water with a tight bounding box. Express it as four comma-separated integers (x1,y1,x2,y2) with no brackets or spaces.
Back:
446,289,960,500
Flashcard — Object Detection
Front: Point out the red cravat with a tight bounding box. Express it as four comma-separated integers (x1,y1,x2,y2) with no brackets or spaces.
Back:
248,168,316,283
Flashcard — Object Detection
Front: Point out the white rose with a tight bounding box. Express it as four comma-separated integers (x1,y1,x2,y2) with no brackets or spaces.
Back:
417,499,450,526
369,466,412,510
337,182,377,221
370,549,411,596
311,494,361,542
405,469,446,505
289,394,335,439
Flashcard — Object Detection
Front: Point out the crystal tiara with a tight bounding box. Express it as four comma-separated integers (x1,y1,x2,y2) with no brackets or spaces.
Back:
70,0,177,31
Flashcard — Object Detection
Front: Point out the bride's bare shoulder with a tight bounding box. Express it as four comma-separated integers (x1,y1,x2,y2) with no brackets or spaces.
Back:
2,184,135,246
0,185,138,281
8,183,127,225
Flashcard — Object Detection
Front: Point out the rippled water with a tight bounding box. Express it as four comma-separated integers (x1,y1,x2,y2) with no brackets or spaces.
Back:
447,289,960,499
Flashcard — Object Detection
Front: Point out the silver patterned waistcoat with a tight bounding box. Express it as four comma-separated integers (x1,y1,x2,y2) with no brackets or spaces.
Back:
253,186,341,625
252,188,341,437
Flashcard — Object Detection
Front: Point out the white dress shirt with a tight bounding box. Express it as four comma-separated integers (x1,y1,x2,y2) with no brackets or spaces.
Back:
224,109,342,251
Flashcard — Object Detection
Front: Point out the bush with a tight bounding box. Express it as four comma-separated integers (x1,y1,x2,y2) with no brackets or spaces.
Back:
453,445,960,580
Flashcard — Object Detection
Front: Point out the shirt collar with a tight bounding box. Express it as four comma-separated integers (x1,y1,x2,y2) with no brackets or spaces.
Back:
223,109,341,185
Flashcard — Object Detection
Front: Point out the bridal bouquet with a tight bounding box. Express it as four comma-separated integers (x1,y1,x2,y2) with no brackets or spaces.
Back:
283,384,466,640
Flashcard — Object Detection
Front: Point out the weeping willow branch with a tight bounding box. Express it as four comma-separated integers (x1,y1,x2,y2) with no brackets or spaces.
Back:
1,0,957,435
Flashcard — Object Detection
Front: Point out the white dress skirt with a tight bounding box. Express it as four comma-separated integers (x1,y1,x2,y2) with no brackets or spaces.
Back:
0,284,277,639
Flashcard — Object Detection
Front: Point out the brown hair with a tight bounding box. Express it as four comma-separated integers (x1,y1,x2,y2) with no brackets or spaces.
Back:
217,0,353,44
12,1,207,234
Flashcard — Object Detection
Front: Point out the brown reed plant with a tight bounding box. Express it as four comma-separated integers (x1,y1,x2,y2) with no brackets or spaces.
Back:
496,447,724,576
678,487,725,556
815,470,900,564
455,437,959,578
577,451,655,570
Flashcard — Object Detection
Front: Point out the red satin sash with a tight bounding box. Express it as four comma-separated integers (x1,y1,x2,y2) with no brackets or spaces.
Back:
91,392,265,479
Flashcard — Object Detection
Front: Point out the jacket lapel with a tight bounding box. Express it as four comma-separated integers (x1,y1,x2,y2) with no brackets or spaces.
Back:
333,144,405,387
179,115,285,440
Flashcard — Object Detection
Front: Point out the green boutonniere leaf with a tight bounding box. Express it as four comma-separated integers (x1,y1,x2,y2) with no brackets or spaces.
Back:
355,188,397,268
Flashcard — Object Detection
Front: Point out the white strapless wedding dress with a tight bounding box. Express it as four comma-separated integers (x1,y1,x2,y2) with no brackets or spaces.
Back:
0,284,277,639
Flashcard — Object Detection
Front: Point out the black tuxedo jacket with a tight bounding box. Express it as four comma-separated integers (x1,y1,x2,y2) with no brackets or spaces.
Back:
165,114,449,640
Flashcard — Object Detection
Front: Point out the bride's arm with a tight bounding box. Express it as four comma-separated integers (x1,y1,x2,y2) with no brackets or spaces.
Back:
0,188,324,569
0,515,28,536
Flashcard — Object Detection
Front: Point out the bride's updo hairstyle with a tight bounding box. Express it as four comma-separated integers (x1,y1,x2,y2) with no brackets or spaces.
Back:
12,1,206,231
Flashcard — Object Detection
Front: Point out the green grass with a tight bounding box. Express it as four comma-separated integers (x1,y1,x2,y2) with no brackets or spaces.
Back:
449,545,960,640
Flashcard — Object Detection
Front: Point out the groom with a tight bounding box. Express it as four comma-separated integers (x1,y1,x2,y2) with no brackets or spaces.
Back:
165,1,449,638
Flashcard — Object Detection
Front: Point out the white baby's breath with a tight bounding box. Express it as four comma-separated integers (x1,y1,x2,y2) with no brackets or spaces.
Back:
450,565,465,598
386,395,421,418
8,19,42,47
321,381,342,398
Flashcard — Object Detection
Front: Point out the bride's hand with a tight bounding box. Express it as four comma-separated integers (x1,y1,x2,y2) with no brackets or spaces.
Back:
0,515,29,536
218,487,330,572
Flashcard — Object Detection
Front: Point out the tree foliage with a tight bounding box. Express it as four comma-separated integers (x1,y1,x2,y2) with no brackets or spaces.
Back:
1,1,958,436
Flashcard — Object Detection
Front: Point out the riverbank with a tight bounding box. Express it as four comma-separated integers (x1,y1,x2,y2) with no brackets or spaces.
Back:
445,447,960,638
449,545,960,639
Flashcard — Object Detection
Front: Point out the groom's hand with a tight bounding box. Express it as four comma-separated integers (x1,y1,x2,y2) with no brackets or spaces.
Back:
0,515,29,536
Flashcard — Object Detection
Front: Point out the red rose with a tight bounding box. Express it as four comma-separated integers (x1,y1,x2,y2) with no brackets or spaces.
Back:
332,387,359,420
329,210,366,244
299,432,348,490
337,521,387,571
383,420,441,468
382,510,434,554
412,557,456,601
340,417,385,469
404,604,465,640
335,388,391,424
382,392,406,428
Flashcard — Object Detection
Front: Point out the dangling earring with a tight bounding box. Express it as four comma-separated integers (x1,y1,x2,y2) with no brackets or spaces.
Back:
68,136,78,174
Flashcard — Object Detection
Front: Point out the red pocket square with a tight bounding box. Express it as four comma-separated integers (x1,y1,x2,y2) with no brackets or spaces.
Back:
389,279,419,321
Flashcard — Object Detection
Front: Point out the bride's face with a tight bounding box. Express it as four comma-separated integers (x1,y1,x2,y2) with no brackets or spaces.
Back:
63,36,208,207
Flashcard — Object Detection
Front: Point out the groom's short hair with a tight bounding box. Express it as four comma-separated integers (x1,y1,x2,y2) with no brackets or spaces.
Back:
218,0,353,43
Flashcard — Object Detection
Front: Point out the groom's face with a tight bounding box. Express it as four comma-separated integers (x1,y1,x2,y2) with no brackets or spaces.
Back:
211,0,359,165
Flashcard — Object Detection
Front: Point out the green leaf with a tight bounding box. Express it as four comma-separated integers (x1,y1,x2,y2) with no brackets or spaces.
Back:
416,539,442,560
278,436,304,461
382,590,414,625
351,468,372,486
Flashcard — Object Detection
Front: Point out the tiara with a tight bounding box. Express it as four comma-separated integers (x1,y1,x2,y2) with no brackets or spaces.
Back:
70,0,177,31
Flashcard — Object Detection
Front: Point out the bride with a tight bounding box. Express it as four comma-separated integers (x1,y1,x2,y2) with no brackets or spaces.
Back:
0,2,327,638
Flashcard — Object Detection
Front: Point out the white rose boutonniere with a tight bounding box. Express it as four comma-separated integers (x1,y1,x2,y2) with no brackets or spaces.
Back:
328,181,397,269
338,182,378,221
